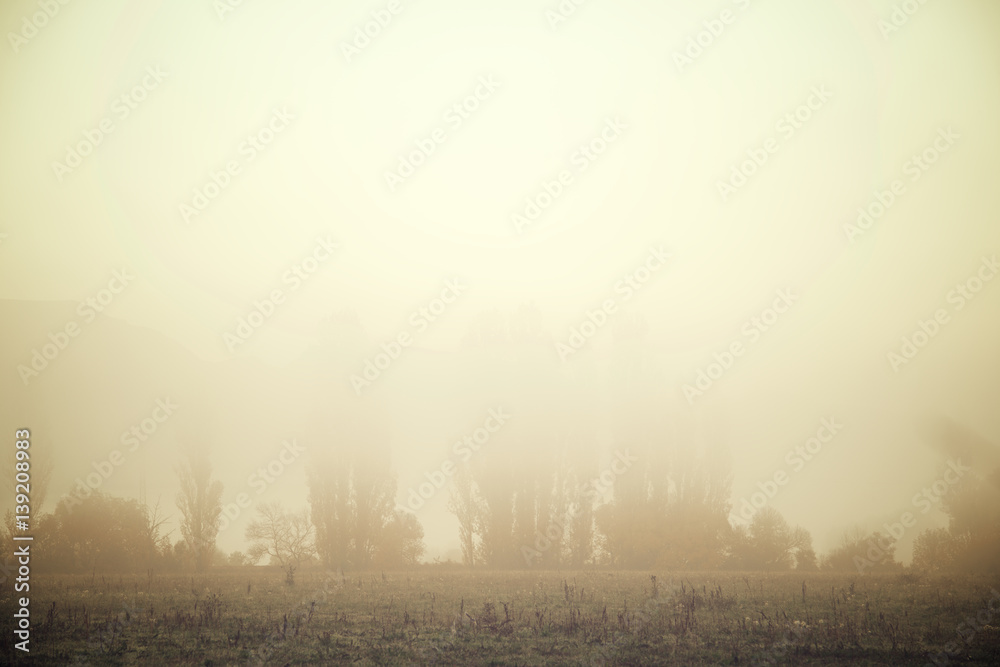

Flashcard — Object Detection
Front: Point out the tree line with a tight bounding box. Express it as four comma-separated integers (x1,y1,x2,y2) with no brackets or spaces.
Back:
6,311,997,580
3,445,426,584
7,431,996,581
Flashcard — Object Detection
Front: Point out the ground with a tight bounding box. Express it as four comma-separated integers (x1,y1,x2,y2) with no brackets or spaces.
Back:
3,568,999,665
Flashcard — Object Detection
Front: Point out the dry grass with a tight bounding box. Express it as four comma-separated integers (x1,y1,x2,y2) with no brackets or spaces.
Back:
3,568,999,665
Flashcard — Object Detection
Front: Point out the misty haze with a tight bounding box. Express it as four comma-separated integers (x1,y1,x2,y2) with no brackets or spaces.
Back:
2,1,999,665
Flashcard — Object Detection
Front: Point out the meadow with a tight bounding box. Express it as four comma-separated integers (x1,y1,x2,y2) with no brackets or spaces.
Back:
4,568,999,665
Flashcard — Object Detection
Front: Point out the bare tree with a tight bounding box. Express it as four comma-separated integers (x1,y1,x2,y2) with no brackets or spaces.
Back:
140,498,172,568
448,463,480,567
245,502,316,584
175,452,223,572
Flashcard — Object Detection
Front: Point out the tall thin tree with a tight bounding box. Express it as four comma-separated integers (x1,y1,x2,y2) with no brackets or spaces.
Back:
175,452,223,572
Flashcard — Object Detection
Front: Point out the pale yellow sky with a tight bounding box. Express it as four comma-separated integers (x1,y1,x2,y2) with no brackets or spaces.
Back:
2,0,999,560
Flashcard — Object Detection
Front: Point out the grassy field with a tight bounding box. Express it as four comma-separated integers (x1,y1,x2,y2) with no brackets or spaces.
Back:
4,568,999,665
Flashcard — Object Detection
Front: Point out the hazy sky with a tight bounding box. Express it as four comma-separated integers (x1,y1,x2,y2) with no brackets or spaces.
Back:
2,0,999,562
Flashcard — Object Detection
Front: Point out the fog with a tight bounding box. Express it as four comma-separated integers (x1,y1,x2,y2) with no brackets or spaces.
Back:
1,0,998,573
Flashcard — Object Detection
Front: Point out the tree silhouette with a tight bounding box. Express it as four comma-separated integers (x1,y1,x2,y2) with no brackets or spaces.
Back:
374,510,425,569
792,526,818,570
820,527,899,573
175,452,223,572
912,527,959,572
726,508,812,571
33,492,164,572
940,467,1000,573
307,433,403,570
245,502,316,584
926,420,1000,572
447,463,481,567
